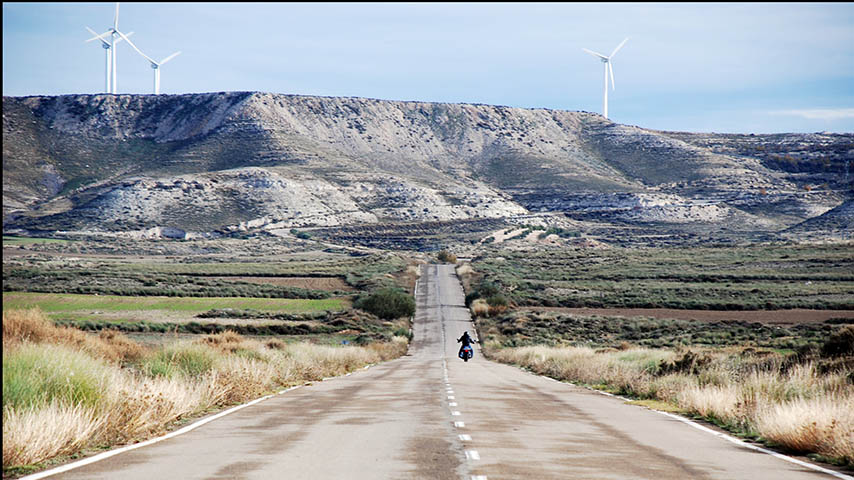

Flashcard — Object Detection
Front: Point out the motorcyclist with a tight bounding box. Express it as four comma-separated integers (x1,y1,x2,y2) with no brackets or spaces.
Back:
457,331,476,359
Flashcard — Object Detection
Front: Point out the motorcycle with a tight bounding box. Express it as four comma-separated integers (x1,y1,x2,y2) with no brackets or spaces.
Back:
459,344,474,362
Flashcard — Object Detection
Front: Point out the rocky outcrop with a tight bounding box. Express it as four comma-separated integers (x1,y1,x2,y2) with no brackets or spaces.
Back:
2,92,851,243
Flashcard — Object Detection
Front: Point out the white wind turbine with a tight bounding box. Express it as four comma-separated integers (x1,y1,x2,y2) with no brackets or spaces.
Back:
86,27,133,93
85,3,132,94
119,37,181,94
85,27,133,93
582,37,629,119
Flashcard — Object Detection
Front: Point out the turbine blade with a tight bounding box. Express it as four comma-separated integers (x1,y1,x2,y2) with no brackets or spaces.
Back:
85,27,111,44
114,31,134,44
610,37,629,58
609,63,615,90
117,30,155,64
114,2,120,30
159,51,181,65
582,48,608,60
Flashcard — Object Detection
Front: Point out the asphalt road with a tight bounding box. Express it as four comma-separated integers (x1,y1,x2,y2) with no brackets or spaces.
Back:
49,264,849,480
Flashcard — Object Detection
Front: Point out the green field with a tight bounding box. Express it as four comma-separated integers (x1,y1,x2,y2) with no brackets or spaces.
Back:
2,292,349,315
3,236,70,245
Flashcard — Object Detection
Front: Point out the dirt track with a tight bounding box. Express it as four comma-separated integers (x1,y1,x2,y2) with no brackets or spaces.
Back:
524,307,854,325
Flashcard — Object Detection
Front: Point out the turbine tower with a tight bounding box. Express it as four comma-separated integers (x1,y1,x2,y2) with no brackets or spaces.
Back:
149,52,182,95
582,37,629,119
85,27,132,93
84,3,132,94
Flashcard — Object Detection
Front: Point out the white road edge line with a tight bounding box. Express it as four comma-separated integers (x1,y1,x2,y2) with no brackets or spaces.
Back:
653,410,854,480
19,385,305,480
524,369,854,480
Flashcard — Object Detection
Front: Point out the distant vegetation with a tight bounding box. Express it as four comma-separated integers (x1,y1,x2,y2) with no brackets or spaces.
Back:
462,244,854,311
2,236,70,246
476,310,847,352
2,292,347,315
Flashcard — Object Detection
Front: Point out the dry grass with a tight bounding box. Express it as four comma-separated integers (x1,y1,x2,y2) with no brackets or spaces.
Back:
2,308,408,471
490,344,854,465
755,395,854,463
470,299,489,318
3,402,102,468
677,384,745,426
368,335,409,361
3,307,146,364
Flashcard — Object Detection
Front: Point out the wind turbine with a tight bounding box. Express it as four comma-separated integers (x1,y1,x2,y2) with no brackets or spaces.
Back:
85,27,132,94
582,37,629,119
84,3,132,94
120,39,181,94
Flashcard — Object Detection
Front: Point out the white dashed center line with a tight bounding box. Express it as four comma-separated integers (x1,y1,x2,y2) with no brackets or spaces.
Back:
465,450,480,460
454,421,466,427
459,434,472,441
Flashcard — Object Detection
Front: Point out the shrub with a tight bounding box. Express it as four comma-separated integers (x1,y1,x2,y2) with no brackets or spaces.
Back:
354,288,415,320
486,295,508,307
264,338,286,350
465,280,501,307
486,295,508,316
142,342,219,379
821,326,854,358
437,250,457,264
97,329,146,363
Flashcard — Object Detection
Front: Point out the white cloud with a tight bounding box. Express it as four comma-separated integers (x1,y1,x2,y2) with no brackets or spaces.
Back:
769,108,854,121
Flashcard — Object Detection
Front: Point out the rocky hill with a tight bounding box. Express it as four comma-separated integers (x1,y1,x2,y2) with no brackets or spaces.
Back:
3,92,852,248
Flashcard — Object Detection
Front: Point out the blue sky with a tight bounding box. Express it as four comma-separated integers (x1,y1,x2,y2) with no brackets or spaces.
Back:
3,2,854,133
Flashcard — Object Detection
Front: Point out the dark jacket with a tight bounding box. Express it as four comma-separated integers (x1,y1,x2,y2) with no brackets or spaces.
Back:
457,332,473,346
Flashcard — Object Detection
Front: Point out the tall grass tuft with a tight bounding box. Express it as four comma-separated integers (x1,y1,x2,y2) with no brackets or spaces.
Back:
2,308,54,347
755,395,854,464
142,342,219,379
3,402,103,468
3,343,112,410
